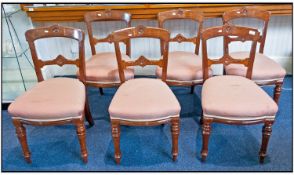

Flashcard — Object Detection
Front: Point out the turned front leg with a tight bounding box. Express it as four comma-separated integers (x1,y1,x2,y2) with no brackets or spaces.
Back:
12,119,31,163
201,118,212,162
274,81,283,105
171,117,180,161
73,118,88,163
259,120,274,163
111,120,121,164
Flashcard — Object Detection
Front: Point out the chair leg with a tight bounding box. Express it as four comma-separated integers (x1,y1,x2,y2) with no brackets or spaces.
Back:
73,118,88,163
12,119,31,163
84,95,94,126
99,87,104,95
190,85,195,94
273,81,283,105
171,117,180,161
201,118,212,162
259,120,274,163
111,120,121,164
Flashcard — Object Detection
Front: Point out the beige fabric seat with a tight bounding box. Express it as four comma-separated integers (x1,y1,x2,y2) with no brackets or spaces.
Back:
109,78,181,121
225,52,286,83
8,78,86,122
156,51,212,82
202,75,278,120
82,52,134,83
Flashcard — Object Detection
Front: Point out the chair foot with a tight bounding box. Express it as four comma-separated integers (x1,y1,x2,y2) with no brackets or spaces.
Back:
12,119,32,164
99,88,104,95
171,117,180,161
73,118,88,163
259,120,274,164
201,118,212,162
111,120,121,164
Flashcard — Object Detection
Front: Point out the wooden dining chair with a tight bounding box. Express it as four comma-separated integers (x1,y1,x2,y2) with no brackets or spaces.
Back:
157,9,211,94
200,24,278,163
8,25,94,163
108,25,181,164
222,7,286,105
83,10,134,95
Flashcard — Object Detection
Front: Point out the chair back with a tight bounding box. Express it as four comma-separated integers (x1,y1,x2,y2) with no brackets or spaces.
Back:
158,9,204,55
84,10,131,56
223,7,270,53
25,25,86,82
201,24,260,81
112,25,170,83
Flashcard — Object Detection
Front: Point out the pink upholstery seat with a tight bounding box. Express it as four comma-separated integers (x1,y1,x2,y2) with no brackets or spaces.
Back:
225,52,286,83
202,75,278,120
8,78,85,121
109,78,181,121
156,51,212,82
80,52,134,83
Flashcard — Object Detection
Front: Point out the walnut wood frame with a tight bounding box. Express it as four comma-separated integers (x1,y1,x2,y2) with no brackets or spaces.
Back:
158,9,204,93
110,26,180,164
12,25,94,163
84,10,132,95
223,6,284,105
200,25,275,163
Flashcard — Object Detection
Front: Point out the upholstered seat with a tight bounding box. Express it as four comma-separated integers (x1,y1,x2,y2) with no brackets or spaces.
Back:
225,52,286,83
82,52,134,83
8,78,86,121
202,75,278,120
109,78,181,121
156,51,212,82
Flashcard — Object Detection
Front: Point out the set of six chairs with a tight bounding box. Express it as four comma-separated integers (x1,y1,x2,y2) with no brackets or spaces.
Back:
8,6,286,165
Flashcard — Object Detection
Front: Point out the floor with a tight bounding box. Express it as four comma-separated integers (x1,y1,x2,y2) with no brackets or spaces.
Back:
1,76,293,171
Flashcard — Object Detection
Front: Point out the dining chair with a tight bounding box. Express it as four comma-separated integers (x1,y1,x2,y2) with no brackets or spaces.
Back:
222,6,286,105
200,24,278,163
8,25,94,163
157,9,211,94
82,10,134,95
108,25,181,164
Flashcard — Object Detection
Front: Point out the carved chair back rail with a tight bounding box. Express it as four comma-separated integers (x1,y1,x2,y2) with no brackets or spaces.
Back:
25,24,86,83
201,24,260,81
222,6,270,53
112,25,170,83
158,9,204,55
84,10,132,56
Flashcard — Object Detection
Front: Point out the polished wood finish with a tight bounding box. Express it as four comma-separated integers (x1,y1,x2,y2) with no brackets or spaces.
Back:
110,26,180,164
12,25,93,163
259,119,274,163
171,117,180,161
202,24,260,81
22,4,292,22
201,117,212,162
113,25,170,83
223,7,285,105
84,10,131,95
201,24,276,163
158,9,204,93
12,119,31,163
73,118,88,163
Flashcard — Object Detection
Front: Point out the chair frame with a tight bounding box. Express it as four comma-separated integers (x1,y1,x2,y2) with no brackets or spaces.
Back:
84,10,132,94
222,6,283,105
110,25,180,164
158,8,204,93
200,24,275,163
12,25,94,163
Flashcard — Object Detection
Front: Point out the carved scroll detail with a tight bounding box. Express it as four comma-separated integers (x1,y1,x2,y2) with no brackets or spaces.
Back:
123,55,163,68
170,34,197,43
38,55,79,68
